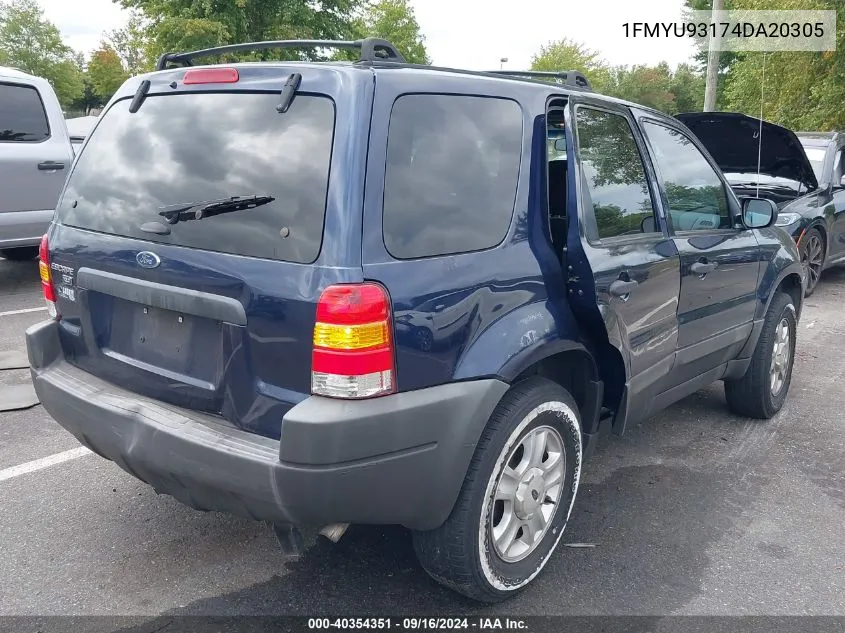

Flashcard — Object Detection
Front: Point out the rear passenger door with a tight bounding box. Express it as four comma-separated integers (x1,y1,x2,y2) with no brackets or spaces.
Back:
0,81,72,215
569,100,680,411
639,116,760,385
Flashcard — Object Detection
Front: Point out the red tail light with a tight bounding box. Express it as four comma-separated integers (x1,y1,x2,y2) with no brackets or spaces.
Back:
38,234,58,319
183,68,239,85
311,283,396,399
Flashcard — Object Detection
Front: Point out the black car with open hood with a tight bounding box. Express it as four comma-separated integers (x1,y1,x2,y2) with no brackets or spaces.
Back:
676,112,818,206
678,112,845,297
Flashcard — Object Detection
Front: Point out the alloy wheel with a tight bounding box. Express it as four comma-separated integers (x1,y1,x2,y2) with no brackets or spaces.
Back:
770,317,791,397
489,425,565,563
802,232,824,292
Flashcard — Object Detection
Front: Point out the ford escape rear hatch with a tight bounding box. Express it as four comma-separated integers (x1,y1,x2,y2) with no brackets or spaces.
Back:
48,72,350,439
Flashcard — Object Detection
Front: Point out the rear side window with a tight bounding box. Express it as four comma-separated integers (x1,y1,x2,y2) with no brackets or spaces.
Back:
57,92,335,263
382,94,522,259
575,107,657,241
0,83,49,142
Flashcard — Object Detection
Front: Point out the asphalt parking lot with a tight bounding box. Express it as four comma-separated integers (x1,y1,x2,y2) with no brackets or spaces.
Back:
1,254,843,618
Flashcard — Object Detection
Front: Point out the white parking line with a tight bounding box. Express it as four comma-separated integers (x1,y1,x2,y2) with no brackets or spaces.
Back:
0,306,47,318
0,447,91,483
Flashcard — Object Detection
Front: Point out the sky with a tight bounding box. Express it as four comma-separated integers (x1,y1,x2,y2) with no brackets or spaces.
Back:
38,0,698,70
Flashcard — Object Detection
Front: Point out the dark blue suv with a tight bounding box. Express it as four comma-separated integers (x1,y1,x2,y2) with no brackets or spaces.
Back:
26,39,804,602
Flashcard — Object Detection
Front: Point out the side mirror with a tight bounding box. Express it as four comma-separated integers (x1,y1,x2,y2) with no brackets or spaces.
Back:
553,138,566,152
741,197,777,229
839,175,845,187
640,216,655,233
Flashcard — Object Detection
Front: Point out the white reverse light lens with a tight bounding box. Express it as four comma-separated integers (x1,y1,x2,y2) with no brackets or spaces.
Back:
311,370,393,399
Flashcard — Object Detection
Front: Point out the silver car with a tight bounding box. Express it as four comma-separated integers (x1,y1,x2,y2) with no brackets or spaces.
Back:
66,115,98,155
0,66,74,260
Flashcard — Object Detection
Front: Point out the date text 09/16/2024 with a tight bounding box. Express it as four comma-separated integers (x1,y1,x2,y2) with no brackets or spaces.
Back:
307,618,528,630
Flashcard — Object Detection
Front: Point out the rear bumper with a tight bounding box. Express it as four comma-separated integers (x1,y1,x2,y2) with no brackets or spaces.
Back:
0,209,53,248
27,319,507,530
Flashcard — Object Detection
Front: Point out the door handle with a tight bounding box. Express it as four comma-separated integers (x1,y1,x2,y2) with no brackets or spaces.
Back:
38,161,65,171
690,261,717,275
609,279,638,298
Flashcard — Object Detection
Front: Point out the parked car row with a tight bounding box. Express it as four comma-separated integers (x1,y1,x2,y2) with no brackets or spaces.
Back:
5,65,843,302
0,66,74,261
0,66,96,262
24,39,804,603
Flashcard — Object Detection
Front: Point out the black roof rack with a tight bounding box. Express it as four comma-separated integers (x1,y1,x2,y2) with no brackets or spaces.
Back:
156,37,405,71
486,70,592,91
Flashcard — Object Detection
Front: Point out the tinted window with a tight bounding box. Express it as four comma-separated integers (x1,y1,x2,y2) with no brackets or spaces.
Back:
0,83,49,142
643,121,731,231
575,107,656,241
801,145,827,181
57,93,334,263
382,95,522,259
833,148,844,182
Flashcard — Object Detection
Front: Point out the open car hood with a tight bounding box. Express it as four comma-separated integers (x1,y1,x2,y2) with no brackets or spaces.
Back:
676,112,819,193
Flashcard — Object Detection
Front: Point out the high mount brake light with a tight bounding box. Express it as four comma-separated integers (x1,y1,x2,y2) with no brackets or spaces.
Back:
39,234,58,319
311,283,396,399
183,68,239,85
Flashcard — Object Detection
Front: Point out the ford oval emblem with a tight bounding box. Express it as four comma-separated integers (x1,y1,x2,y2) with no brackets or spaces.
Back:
136,251,161,269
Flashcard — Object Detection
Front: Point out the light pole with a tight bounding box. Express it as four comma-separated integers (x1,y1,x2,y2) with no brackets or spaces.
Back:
704,0,724,111
499,57,508,70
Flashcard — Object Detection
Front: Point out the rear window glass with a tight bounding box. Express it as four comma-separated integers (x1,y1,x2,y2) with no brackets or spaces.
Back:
382,94,522,259
57,92,335,263
0,83,50,142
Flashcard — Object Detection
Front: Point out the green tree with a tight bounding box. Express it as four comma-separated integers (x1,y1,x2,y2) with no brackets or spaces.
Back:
350,0,428,64
529,38,704,114
72,76,100,114
107,10,154,74
49,59,85,108
606,62,705,114
717,0,845,130
670,63,706,113
530,38,613,92
610,63,676,113
0,0,83,106
115,0,357,62
87,44,129,104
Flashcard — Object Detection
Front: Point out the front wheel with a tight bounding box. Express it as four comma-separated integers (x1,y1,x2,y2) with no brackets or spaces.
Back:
725,292,796,419
413,377,582,602
800,227,825,297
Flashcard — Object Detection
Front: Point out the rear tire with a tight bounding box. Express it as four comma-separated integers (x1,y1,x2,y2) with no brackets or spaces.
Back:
724,292,796,419
413,377,582,602
0,246,38,261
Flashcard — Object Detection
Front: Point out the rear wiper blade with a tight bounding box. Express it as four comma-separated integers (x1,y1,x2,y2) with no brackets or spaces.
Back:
158,194,275,225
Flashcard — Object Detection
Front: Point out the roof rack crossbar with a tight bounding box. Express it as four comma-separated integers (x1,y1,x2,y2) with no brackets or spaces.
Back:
487,70,592,91
155,37,405,71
